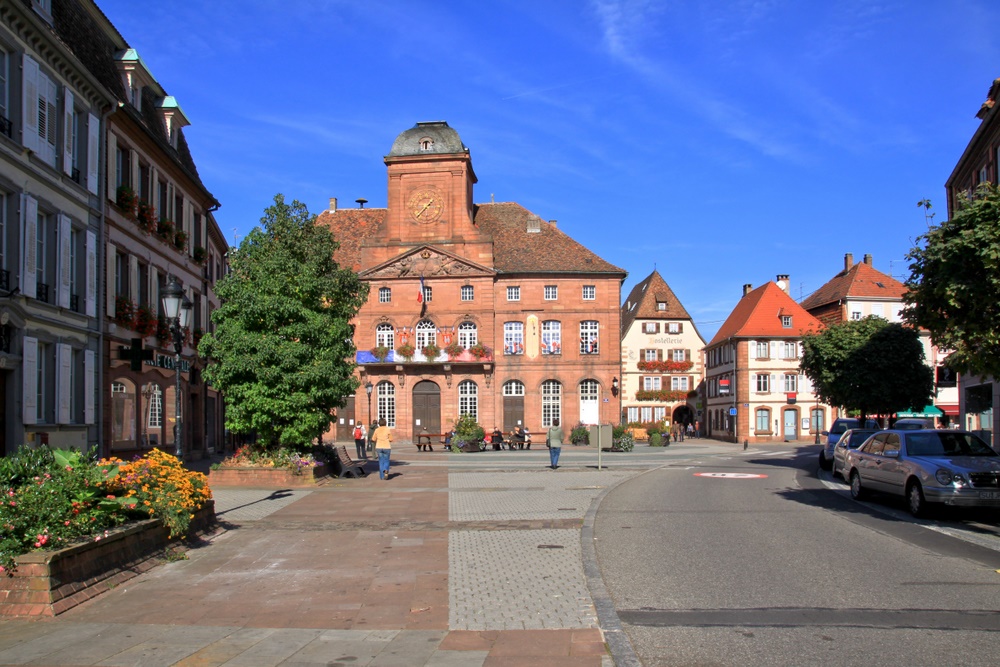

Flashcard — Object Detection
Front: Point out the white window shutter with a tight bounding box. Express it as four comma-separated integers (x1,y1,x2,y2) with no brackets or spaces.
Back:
39,74,57,167
107,132,117,201
84,350,95,424
56,343,71,424
22,337,38,424
106,242,116,317
21,195,38,299
771,374,778,393
85,230,96,317
87,113,99,195
57,214,71,309
129,254,138,304
770,341,779,359
22,55,39,153
748,340,756,360
62,87,74,177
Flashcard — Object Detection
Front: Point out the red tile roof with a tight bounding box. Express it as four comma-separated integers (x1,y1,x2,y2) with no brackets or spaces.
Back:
620,270,693,336
708,282,824,346
317,201,626,277
800,261,906,311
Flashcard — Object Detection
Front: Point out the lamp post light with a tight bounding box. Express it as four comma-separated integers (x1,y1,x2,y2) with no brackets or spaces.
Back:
161,276,193,459
365,381,374,428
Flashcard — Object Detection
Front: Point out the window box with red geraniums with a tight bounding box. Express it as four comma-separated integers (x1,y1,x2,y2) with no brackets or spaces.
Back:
634,389,689,402
192,246,207,265
156,219,174,242
173,229,188,253
134,305,157,338
136,201,157,234
636,360,693,373
193,327,204,347
469,343,490,359
370,345,390,362
113,297,135,329
422,343,441,361
115,186,137,219
155,316,171,347
396,343,415,360
444,342,464,359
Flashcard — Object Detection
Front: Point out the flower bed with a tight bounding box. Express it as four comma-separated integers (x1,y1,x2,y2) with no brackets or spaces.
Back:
208,464,329,487
0,502,215,617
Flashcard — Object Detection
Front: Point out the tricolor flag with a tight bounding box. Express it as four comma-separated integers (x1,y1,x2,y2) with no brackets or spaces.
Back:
417,275,425,303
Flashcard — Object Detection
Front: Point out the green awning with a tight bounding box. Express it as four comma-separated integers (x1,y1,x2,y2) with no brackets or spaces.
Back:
897,405,944,417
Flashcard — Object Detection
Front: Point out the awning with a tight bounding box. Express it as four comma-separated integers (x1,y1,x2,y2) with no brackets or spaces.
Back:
935,404,959,416
897,405,944,417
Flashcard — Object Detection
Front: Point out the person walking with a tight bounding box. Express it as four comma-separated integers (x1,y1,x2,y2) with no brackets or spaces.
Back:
547,419,564,469
354,422,367,460
694,420,701,438
372,418,393,480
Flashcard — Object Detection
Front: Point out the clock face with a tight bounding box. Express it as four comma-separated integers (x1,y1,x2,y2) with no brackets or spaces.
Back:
408,188,444,223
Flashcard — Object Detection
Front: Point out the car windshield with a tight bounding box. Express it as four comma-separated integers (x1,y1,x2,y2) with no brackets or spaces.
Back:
846,430,878,447
895,422,928,430
906,432,999,458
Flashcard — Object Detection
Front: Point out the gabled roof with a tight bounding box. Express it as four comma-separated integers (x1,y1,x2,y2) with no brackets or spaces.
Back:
317,201,626,277
800,260,906,311
620,270,692,336
708,282,824,346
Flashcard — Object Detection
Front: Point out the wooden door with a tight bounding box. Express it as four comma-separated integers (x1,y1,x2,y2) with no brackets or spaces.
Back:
503,396,524,433
412,381,441,438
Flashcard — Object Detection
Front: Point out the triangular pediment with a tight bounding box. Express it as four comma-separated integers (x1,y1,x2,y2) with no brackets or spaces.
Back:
360,245,494,280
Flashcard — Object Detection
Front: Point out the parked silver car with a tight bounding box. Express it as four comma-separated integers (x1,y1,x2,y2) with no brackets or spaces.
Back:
844,429,1000,516
819,418,880,470
830,428,880,479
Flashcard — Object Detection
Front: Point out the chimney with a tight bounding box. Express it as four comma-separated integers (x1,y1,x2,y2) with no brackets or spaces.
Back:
863,254,872,265
328,197,338,212
548,219,557,228
776,274,790,294
743,283,753,297
844,253,853,271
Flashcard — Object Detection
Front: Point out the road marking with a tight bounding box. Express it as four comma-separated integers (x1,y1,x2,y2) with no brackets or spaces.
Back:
694,472,768,479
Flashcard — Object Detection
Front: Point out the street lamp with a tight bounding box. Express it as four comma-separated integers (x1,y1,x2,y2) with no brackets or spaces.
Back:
161,276,192,459
365,381,374,428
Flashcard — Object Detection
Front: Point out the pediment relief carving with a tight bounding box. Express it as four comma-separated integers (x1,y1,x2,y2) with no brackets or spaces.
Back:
364,247,491,279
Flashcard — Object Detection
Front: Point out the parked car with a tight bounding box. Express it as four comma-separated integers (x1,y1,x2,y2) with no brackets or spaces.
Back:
820,418,880,469
830,428,880,479
844,429,1000,517
892,418,935,430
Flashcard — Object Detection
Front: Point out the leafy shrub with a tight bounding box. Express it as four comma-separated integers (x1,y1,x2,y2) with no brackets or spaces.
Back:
452,413,485,449
649,432,663,447
612,424,635,452
570,424,590,445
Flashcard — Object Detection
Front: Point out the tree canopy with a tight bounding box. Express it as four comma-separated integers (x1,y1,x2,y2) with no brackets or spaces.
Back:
800,316,934,423
200,195,369,447
904,183,1000,379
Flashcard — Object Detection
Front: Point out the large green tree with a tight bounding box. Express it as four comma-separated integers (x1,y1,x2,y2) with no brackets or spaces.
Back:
800,316,934,423
200,195,368,447
904,183,1000,379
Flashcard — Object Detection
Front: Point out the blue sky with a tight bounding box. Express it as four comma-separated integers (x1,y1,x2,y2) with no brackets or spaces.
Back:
97,0,1000,343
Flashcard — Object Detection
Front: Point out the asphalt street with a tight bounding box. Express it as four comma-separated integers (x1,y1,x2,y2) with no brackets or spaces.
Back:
595,444,1000,666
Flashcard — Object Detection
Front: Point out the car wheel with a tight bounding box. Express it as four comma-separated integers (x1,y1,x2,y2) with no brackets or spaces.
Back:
907,480,927,518
849,470,867,500
819,452,831,471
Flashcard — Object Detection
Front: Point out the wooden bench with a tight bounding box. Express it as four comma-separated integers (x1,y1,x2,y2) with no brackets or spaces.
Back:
334,445,367,478
415,432,450,452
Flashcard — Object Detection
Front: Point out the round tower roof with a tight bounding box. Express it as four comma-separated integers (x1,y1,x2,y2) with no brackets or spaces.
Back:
388,121,468,157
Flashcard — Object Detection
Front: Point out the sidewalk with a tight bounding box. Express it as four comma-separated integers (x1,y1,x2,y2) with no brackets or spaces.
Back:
0,441,743,666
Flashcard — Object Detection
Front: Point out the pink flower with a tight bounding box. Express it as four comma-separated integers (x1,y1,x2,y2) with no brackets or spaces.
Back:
64,521,70,526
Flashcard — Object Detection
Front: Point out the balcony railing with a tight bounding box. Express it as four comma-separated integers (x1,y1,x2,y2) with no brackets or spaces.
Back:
36,283,50,303
70,293,79,312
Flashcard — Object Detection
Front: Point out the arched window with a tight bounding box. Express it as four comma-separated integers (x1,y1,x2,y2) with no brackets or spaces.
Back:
147,384,163,429
377,381,396,427
542,321,561,355
376,323,395,349
458,321,477,348
503,380,525,396
416,320,436,349
459,380,478,420
542,380,562,427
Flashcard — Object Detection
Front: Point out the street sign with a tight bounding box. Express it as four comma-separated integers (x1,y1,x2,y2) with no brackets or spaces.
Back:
729,407,737,416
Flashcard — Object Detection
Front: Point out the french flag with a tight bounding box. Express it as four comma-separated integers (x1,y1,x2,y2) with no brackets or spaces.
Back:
417,275,425,303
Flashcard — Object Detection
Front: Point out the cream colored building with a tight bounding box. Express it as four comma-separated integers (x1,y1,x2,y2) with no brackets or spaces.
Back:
620,270,706,429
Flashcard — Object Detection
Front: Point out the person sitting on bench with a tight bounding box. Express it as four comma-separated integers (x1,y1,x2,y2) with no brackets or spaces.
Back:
512,426,526,450
491,427,504,451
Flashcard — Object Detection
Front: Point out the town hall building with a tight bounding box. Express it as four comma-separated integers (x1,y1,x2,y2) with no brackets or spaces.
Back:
317,122,626,442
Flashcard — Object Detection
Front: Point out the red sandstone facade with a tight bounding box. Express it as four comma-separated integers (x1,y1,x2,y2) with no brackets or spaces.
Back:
318,123,626,443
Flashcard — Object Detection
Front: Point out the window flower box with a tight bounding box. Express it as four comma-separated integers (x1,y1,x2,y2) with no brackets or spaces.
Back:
173,229,188,252
469,343,490,359
396,343,415,360
113,296,136,329
192,246,207,265
422,343,441,361
137,201,157,234
636,360,694,373
370,345,390,362
444,342,464,359
634,389,689,402
115,186,137,219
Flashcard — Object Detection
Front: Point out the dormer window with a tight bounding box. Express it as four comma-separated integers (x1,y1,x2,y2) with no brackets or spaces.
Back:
419,137,434,151
657,302,666,311
781,315,792,328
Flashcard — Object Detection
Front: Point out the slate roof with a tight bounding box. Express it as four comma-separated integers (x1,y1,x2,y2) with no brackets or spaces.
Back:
708,282,824,346
317,201,626,277
620,270,692,337
800,260,906,311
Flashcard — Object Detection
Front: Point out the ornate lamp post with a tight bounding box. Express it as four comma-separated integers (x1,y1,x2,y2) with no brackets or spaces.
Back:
365,381,374,427
161,276,193,459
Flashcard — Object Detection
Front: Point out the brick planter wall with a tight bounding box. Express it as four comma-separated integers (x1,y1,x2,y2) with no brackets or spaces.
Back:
0,501,216,618
207,464,330,487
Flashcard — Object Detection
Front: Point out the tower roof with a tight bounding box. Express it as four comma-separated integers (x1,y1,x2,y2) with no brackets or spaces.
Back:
388,121,468,157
